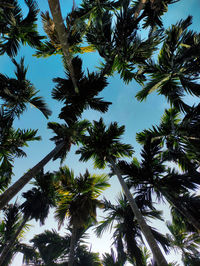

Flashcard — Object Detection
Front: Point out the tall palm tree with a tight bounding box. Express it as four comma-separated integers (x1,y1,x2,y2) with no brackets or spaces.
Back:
0,57,51,119
47,0,79,93
0,108,41,191
52,56,111,125
136,16,200,113
118,133,200,231
0,119,90,210
0,170,56,265
0,203,35,266
54,166,110,266
96,194,170,265
0,0,43,57
76,118,168,266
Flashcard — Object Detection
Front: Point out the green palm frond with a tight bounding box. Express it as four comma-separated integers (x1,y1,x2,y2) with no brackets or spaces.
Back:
76,118,134,169
136,16,200,112
0,0,43,57
54,166,109,230
48,119,91,162
52,56,111,125
0,58,51,119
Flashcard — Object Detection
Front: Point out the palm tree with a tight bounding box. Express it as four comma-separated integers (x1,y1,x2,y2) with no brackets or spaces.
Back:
30,229,70,265
52,56,111,125
0,108,41,191
0,203,35,266
102,250,125,266
54,166,110,266
0,0,43,57
96,194,170,265
136,16,200,113
136,108,198,170
0,119,90,210
34,10,95,58
85,1,161,82
0,57,51,119
166,218,200,265
47,0,79,93
30,228,102,266
118,131,200,231
76,118,168,266
73,0,177,82
0,170,56,265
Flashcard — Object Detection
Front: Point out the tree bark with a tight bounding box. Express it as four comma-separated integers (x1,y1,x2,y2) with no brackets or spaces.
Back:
68,226,77,266
0,143,64,210
48,0,79,93
109,158,168,266
162,190,200,232
134,0,148,19
0,215,29,266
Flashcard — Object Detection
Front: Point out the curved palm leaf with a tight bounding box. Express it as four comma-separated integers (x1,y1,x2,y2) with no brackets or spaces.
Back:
0,58,51,118
52,56,111,125
76,117,133,168
136,16,200,112
0,0,43,57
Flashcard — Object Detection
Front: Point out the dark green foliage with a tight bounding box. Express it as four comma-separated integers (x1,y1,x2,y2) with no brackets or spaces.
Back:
0,58,51,119
0,107,40,190
54,166,109,228
85,1,161,82
96,194,170,265
21,171,56,225
31,229,70,264
118,127,200,230
76,117,133,168
48,119,91,162
141,0,180,28
0,0,43,57
166,216,200,265
136,108,200,170
52,57,111,125
136,16,200,112
0,203,33,265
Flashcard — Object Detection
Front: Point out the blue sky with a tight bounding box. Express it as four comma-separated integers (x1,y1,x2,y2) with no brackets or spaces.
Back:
1,0,199,265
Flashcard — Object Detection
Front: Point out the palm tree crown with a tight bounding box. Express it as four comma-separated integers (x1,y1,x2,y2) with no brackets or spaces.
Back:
52,56,111,125
0,58,51,119
76,117,133,168
136,16,200,112
0,0,43,57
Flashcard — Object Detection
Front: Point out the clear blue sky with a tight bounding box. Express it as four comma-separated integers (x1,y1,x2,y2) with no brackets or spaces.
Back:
2,0,199,265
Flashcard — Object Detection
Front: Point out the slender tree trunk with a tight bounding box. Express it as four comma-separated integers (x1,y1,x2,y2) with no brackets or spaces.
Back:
68,226,77,266
48,0,79,93
109,158,168,266
134,0,148,19
0,215,29,266
162,190,200,232
0,143,64,210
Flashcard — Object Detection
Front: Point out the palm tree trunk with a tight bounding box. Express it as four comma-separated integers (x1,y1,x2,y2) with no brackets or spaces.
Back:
0,143,64,210
0,215,29,266
108,158,168,266
162,190,200,232
68,226,77,266
134,0,148,19
48,0,79,93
